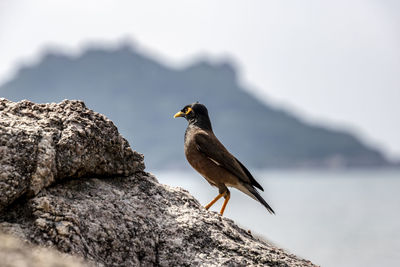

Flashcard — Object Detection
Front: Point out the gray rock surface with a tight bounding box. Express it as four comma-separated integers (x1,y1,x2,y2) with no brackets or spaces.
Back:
0,233,88,267
1,174,315,267
0,99,315,266
0,98,144,211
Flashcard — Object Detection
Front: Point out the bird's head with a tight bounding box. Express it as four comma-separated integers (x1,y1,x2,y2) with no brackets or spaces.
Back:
174,102,212,130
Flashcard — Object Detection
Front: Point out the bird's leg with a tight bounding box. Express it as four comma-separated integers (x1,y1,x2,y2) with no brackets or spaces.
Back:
219,190,231,216
205,193,224,210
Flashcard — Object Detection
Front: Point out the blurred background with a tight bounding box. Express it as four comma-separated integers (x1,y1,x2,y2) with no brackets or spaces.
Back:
0,1,399,266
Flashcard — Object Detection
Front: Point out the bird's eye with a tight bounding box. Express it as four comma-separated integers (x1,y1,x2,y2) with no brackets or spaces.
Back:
184,107,193,115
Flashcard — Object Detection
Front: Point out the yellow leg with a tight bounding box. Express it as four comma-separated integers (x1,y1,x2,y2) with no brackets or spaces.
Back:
205,193,224,210
219,193,230,216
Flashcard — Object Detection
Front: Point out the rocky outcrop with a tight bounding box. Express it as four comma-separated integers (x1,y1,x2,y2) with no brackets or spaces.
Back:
1,173,316,267
0,98,144,211
0,233,88,267
0,99,315,266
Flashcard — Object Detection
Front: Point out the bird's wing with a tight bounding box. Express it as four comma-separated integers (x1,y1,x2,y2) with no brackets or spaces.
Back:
194,132,264,191
234,157,264,191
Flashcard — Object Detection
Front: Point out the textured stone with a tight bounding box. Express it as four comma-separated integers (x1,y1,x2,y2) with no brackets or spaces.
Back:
1,173,315,266
0,233,89,267
0,98,144,211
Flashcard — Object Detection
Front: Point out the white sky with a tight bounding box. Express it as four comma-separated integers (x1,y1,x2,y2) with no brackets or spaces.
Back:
0,0,399,159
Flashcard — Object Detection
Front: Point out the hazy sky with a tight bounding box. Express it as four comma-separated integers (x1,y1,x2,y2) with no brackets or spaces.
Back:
0,0,399,159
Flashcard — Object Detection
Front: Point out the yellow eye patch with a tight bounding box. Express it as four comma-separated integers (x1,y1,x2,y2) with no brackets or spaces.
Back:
185,107,193,115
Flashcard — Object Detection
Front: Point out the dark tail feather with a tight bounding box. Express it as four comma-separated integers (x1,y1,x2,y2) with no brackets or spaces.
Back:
247,185,275,215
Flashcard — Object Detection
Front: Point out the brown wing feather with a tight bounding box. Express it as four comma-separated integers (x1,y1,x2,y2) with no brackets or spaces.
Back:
234,157,264,191
195,132,263,190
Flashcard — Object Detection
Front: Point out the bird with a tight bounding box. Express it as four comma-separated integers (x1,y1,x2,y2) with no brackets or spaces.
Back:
174,102,275,216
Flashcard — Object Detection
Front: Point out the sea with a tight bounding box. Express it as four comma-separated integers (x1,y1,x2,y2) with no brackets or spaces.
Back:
152,168,400,267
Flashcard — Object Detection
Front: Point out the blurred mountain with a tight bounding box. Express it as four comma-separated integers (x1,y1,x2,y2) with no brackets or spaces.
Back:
0,45,391,169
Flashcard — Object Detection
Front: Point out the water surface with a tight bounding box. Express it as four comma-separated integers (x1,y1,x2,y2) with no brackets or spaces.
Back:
153,169,400,267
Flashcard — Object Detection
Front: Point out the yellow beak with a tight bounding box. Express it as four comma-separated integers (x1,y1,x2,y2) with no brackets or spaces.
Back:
174,107,193,118
174,111,185,118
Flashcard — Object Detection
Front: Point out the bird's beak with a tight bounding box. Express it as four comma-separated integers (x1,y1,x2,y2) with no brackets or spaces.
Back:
174,107,193,118
174,111,185,118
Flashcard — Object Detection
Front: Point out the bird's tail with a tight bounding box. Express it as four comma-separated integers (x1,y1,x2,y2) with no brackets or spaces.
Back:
245,185,275,215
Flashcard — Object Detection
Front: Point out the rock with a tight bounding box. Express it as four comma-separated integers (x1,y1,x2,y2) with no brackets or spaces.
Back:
1,174,315,266
0,99,315,266
0,233,89,267
0,98,144,211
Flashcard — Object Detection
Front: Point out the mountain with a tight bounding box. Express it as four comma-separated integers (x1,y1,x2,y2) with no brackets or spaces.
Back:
0,44,390,169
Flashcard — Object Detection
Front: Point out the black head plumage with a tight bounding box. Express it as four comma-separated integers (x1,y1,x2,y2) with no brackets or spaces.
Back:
178,102,212,131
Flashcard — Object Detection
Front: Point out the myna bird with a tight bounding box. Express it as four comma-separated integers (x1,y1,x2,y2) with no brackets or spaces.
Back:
174,102,275,216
